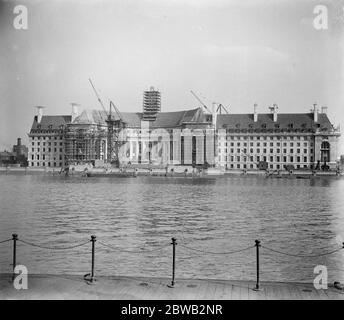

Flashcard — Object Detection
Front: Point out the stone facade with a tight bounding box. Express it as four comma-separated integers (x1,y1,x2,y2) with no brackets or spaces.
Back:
27,105,341,170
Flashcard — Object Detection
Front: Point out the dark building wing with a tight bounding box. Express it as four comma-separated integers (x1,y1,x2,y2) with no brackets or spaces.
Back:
217,113,334,132
30,115,72,133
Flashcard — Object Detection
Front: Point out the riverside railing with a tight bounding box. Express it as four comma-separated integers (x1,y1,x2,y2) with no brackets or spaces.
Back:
0,234,343,288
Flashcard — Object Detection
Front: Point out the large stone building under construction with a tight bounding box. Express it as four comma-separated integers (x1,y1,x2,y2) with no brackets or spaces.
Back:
28,90,341,171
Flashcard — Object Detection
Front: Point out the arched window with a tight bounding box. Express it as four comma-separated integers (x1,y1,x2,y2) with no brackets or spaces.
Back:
320,141,330,163
321,141,330,149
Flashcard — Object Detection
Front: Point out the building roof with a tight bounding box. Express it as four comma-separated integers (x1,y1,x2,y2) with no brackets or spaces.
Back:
72,108,207,128
216,113,334,132
30,115,72,132
150,108,207,128
30,109,336,134
72,109,142,127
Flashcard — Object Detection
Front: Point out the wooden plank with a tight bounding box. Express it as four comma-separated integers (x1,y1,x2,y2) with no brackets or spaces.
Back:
317,288,330,300
193,280,209,300
307,287,323,300
214,282,228,300
274,282,297,300
247,282,266,300
284,283,303,300
294,283,320,300
267,283,280,300
230,281,244,300
129,278,157,300
203,279,217,299
240,282,249,300
147,282,171,300
219,282,232,300
172,281,193,300
211,280,223,299
112,279,138,298
293,283,314,300
262,282,278,300
325,287,344,300
3,273,344,300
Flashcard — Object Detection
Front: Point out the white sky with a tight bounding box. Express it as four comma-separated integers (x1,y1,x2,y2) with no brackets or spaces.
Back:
0,0,343,154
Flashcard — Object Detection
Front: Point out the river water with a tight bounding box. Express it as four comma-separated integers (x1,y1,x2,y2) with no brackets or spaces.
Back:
0,173,344,283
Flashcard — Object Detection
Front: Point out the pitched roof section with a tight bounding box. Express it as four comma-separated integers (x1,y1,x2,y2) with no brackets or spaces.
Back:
217,113,334,131
73,110,99,124
73,109,142,127
30,110,335,133
72,108,207,128
30,115,72,132
150,108,207,128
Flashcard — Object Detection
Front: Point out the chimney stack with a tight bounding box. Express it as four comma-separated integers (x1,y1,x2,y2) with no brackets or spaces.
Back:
321,106,328,114
253,103,258,122
272,103,278,122
36,106,45,124
313,103,318,122
71,103,80,122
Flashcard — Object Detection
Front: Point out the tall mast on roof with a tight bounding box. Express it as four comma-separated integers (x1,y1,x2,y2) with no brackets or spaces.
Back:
88,78,115,164
88,78,126,166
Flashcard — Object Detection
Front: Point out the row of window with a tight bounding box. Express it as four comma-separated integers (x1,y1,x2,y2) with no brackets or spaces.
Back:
219,148,314,155
31,148,63,153
226,123,311,130
220,155,313,163
31,136,63,141
227,163,310,169
220,135,314,141
30,162,63,167
31,155,63,161
220,142,312,147
32,142,63,146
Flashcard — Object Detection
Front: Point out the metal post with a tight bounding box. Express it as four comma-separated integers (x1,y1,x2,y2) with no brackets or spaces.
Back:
168,237,177,287
90,235,96,282
254,239,261,291
12,234,18,281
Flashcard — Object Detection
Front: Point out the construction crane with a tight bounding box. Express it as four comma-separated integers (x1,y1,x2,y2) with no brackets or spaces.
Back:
108,100,127,167
89,78,124,122
88,78,125,166
190,90,211,113
109,100,124,124
89,78,108,115
190,90,229,114
214,102,229,114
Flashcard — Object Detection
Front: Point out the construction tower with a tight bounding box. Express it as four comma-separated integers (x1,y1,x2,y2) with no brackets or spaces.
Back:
142,86,161,121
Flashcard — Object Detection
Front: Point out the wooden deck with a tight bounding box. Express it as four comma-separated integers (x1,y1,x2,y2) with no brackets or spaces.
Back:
1,274,344,300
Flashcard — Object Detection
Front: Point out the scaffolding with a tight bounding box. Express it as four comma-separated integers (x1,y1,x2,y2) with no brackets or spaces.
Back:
107,118,127,166
64,123,107,165
143,87,161,121
64,120,128,166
